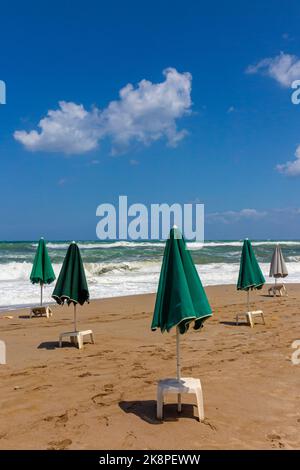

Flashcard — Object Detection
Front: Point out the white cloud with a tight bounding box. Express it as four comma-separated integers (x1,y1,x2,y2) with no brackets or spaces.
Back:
273,207,300,215
14,102,100,154
207,209,267,224
276,145,300,176
246,53,300,177
246,52,300,87
14,68,192,155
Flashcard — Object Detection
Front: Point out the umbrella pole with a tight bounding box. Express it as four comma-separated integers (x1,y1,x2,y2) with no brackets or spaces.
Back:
176,327,181,379
40,282,43,307
247,290,250,312
74,304,77,332
176,326,182,412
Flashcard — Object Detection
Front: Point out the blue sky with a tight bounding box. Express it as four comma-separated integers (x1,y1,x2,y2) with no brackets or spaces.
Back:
1,0,300,240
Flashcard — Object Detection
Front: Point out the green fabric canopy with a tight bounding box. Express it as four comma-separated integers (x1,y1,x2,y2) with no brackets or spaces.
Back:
30,238,55,285
237,239,265,291
52,242,89,306
151,227,212,335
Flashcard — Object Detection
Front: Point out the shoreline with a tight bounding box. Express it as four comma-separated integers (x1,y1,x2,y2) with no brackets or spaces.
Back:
0,281,294,315
0,284,298,449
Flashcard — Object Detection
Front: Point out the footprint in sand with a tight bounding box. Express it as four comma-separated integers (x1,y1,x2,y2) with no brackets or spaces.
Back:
43,413,68,425
43,416,54,422
144,379,154,385
163,353,174,360
203,419,217,431
98,415,109,427
131,373,148,379
47,439,72,450
123,431,137,448
78,423,90,433
32,384,53,391
104,383,114,392
92,384,115,406
44,408,78,426
10,371,30,377
55,412,69,425
267,433,285,448
78,372,92,378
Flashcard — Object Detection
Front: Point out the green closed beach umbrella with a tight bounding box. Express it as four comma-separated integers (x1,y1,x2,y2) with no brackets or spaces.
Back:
52,242,89,331
237,238,265,311
30,237,56,306
151,226,212,381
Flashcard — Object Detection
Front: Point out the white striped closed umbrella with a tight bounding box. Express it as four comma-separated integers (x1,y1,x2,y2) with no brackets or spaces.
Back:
269,244,288,283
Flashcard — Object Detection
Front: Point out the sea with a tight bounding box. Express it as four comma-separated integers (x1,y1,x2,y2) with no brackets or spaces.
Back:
0,240,298,311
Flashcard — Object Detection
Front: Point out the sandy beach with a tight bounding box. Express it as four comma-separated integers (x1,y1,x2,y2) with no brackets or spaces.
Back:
0,284,298,450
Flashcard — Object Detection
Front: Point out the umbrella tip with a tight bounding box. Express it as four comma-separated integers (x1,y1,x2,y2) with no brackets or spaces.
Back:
71,240,76,244
172,225,178,229
41,236,44,239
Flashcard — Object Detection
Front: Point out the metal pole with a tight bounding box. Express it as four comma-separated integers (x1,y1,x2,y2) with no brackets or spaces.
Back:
176,326,181,379
176,326,182,412
74,304,77,332
40,282,43,307
247,290,250,312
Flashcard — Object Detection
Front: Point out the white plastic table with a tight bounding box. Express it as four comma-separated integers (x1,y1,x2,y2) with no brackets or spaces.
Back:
30,306,52,319
235,310,265,328
59,329,94,349
157,377,204,422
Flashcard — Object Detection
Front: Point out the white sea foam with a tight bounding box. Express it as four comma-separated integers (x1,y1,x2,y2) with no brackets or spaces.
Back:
29,240,300,253
41,241,166,250
1,239,299,309
0,259,299,310
189,240,300,248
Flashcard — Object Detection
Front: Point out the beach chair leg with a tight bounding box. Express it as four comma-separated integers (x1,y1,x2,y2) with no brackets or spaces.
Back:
59,335,63,348
247,313,254,328
77,334,83,349
235,314,239,326
90,332,95,344
261,312,266,325
195,385,204,422
177,394,182,413
157,387,163,420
